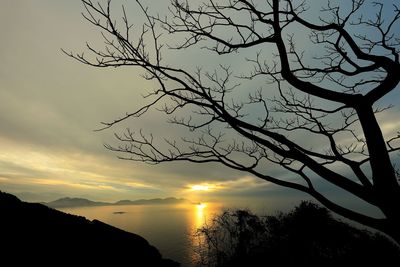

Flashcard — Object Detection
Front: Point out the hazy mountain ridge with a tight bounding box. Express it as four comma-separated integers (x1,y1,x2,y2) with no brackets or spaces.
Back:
46,196,189,208
115,197,189,206
45,197,110,208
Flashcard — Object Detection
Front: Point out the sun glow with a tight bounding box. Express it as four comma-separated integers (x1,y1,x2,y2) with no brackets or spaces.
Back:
189,183,223,192
191,185,210,191
197,203,207,209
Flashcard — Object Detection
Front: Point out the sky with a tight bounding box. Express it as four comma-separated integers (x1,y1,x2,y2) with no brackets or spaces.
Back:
0,0,275,203
0,0,399,215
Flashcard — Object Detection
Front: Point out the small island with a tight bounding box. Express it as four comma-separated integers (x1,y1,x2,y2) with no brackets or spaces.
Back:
113,211,127,215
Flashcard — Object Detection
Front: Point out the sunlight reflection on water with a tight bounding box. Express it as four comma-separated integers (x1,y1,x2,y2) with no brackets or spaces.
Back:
194,203,207,229
60,202,224,267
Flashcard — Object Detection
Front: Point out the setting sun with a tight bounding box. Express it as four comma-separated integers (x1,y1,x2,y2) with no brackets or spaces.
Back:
197,203,207,209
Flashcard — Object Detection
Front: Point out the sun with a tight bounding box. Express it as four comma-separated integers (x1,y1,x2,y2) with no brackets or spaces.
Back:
197,203,207,209
191,185,210,191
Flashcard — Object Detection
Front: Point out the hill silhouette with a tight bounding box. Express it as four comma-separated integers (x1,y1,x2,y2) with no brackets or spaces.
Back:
0,191,179,266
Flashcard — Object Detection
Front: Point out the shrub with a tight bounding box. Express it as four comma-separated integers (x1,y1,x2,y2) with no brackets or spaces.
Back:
193,202,400,267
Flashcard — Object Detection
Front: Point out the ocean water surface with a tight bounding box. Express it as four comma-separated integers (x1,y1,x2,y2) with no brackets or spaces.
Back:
59,199,282,266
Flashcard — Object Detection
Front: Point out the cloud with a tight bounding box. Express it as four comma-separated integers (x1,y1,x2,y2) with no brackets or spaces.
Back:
1,0,399,207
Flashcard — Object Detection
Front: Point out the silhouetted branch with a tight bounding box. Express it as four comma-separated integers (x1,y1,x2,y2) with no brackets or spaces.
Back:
69,0,400,244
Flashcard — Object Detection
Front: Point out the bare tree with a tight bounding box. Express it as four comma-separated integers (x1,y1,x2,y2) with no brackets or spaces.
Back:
65,0,400,244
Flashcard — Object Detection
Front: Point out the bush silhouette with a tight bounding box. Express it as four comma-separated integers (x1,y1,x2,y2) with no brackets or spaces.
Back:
194,202,400,267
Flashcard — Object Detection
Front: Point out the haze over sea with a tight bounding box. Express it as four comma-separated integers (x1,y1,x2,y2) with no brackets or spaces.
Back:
58,198,292,267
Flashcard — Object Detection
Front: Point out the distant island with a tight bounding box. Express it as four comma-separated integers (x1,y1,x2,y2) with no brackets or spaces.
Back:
113,211,127,215
45,196,189,208
115,197,189,206
44,197,109,208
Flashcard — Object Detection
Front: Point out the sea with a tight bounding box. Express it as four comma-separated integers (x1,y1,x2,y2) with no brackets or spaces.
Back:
58,198,289,266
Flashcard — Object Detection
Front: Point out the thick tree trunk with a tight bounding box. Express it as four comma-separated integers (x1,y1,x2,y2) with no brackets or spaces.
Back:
356,103,399,191
354,103,400,246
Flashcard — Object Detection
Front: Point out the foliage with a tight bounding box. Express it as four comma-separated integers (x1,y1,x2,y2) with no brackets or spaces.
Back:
193,202,400,267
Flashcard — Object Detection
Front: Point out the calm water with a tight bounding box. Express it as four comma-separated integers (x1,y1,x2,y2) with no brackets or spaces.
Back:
59,199,282,266
60,202,225,266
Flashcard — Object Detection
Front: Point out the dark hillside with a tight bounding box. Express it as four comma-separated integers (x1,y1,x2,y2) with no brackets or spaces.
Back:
0,191,179,266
